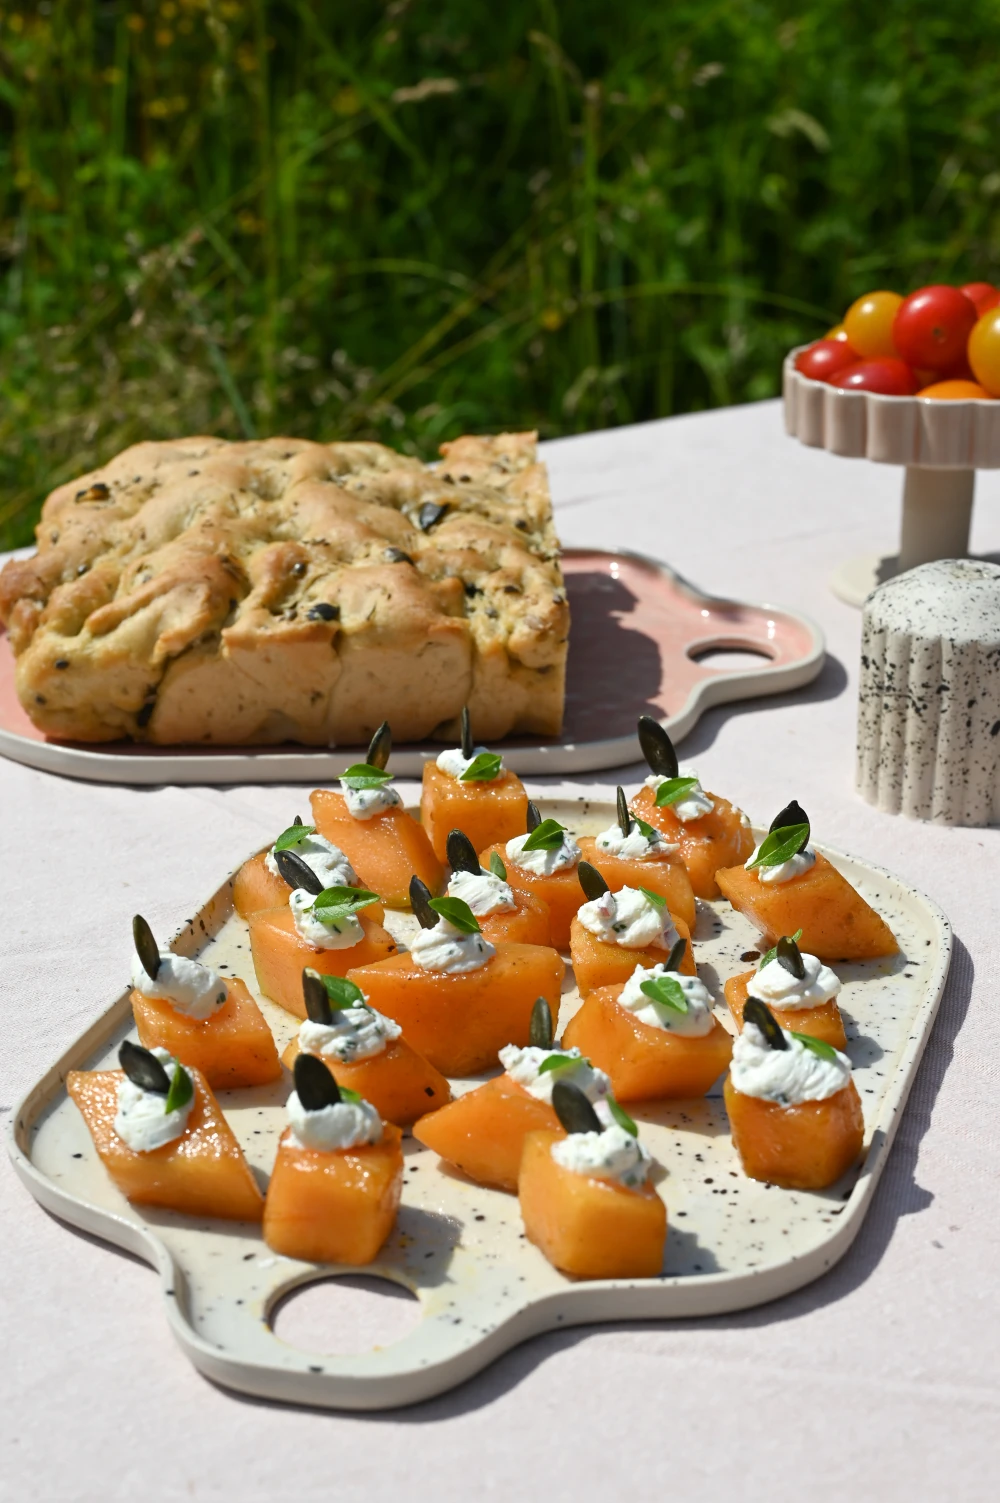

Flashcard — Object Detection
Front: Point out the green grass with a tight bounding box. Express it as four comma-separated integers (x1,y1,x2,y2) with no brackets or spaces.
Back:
2,0,1000,545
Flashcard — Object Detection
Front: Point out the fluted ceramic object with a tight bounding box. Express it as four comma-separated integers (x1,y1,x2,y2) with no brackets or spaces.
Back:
857,559,1000,825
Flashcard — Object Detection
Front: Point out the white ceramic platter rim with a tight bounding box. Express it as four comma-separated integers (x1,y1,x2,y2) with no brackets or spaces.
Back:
9,798,951,1411
0,546,825,783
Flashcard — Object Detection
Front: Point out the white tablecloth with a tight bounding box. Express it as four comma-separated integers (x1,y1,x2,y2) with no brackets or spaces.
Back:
3,400,997,1500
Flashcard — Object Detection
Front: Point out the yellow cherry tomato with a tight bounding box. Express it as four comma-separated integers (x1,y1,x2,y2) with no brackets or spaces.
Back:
916,379,992,400
967,309,1000,397
824,322,850,342
843,291,903,359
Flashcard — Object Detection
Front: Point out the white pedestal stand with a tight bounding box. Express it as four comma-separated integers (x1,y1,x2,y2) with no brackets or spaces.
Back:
829,467,976,607
783,349,1000,608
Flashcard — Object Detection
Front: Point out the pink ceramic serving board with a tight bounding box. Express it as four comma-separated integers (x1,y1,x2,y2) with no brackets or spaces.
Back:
0,547,823,782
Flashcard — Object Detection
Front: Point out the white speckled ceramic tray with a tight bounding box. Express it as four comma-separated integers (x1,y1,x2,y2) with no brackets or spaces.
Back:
8,798,950,1411
0,548,824,782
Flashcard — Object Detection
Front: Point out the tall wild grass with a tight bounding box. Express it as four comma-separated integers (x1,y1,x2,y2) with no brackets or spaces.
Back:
2,0,1000,543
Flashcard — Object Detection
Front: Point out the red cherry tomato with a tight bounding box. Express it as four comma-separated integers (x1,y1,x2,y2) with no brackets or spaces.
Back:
892,285,977,372
794,339,858,382
830,359,917,396
960,282,1000,317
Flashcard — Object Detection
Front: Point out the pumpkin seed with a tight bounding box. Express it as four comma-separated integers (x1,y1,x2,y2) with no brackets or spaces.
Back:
743,998,788,1050
637,715,679,778
274,848,325,896
460,705,473,760
775,934,807,980
769,799,809,835
132,914,161,982
119,1039,170,1094
409,876,438,929
616,785,631,838
294,1052,342,1112
552,1079,603,1136
366,721,392,771
446,829,481,875
664,936,688,972
526,800,542,832
302,967,334,1026
577,860,609,902
418,501,448,531
528,996,554,1050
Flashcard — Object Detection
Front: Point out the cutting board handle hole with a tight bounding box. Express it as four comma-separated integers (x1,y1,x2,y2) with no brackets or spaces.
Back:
687,640,774,671
271,1274,421,1356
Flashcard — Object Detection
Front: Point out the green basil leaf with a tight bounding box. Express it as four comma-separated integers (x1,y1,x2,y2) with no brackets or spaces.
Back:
759,928,803,968
311,885,379,924
320,975,367,1011
164,1060,194,1115
427,895,481,934
489,850,507,881
521,817,566,852
537,1051,590,1076
606,1097,638,1137
747,824,810,870
632,813,657,839
339,762,394,791
790,1031,839,1062
639,974,689,1013
337,1085,364,1104
653,776,699,808
638,886,666,909
459,752,503,783
273,822,317,853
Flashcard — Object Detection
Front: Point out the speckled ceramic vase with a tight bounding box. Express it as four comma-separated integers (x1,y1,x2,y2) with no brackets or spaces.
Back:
857,559,1000,825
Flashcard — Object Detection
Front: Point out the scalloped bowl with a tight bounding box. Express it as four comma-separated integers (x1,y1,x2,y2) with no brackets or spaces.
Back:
783,347,1000,469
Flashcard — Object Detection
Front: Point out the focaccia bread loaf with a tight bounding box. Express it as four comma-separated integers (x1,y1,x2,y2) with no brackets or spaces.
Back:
0,432,568,746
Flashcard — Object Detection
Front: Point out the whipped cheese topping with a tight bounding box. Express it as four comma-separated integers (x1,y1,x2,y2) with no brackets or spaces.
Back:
618,962,716,1036
298,1006,401,1064
130,952,227,1022
114,1048,193,1153
644,771,714,823
498,1044,612,1109
287,1091,383,1152
436,746,502,780
409,916,496,974
447,867,516,917
747,952,841,1011
577,886,678,951
730,1021,851,1105
745,841,817,885
505,829,581,877
265,830,358,888
595,820,677,861
339,780,402,820
551,1124,652,1188
289,888,364,950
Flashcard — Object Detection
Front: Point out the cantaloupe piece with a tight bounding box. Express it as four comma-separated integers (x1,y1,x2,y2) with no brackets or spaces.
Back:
263,1122,403,1264
569,913,695,998
66,1067,264,1221
281,1034,451,1126
248,907,397,1018
715,851,898,962
478,842,583,948
724,970,847,1050
131,977,282,1090
413,1074,560,1190
347,943,566,1076
562,987,733,1101
310,790,443,908
630,787,754,900
724,1075,864,1189
479,888,552,946
232,850,385,924
577,836,696,930
421,763,528,863
519,1128,666,1278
